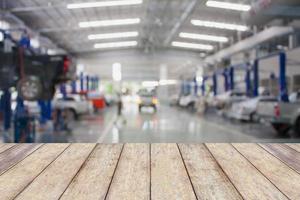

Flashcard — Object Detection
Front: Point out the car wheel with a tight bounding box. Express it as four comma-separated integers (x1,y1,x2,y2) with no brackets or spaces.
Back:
272,123,291,136
65,109,78,121
17,76,43,101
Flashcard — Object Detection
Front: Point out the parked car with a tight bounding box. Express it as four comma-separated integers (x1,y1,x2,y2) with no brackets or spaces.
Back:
137,89,158,112
52,95,93,120
213,90,248,110
227,96,277,122
179,94,198,111
257,92,300,135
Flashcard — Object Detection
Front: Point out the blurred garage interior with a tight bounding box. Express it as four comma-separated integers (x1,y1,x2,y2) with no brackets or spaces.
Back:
1,0,300,143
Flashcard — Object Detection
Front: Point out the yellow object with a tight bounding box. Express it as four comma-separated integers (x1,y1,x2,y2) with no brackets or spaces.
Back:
152,98,159,105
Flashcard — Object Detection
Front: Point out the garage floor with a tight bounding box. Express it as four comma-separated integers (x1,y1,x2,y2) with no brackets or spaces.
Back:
0,143,300,199
49,103,300,143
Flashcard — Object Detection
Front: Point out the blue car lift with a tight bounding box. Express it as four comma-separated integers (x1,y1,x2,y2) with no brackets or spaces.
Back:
252,51,289,102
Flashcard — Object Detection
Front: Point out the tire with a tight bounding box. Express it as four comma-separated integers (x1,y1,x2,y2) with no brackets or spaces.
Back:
65,109,78,121
272,123,291,136
17,76,43,101
293,117,300,135
187,102,195,112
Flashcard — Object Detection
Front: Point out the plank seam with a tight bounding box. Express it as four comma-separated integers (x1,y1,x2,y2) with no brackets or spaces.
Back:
58,144,99,199
231,144,291,200
0,144,44,176
13,144,72,199
0,144,16,154
176,144,198,200
204,144,245,200
149,144,152,200
104,143,125,200
259,144,300,176
285,144,300,153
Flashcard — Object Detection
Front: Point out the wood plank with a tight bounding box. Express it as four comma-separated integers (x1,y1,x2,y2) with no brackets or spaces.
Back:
0,144,42,175
285,144,300,153
151,144,196,200
178,144,242,200
233,143,300,199
260,144,300,173
15,144,96,200
60,144,123,200
206,144,288,200
106,144,150,200
0,144,15,153
0,144,69,200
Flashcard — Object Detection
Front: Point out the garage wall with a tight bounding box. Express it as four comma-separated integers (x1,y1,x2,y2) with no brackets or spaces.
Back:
77,49,202,81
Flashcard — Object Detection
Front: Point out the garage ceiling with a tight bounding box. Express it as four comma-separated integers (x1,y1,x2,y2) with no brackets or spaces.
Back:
3,0,253,55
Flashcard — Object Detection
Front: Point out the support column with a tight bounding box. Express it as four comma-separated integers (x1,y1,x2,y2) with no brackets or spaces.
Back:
80,72,84,93
201,78,206,96
245,68,252,96
223,69,229,92
86,75,90,92
71,80,77,94
229,67,235,91
60,84,67,99
279,52,289,102
2,89,11,131
213,73,218,96
253,59,259,97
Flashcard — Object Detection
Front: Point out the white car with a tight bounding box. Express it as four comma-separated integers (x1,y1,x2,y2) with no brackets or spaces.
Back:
214,91,248,110
53,95,93,119
227,96,277,121
179,95,198,110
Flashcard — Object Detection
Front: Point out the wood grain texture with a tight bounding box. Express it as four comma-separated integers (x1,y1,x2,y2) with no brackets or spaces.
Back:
15,144,96,200
0,144,69,200
60,144,123,200
206,144,288,200
285,144,300,153
151,144,196,200
0,144,15,153
260,144,300,173
0,144,42,175
179,144,242,200
233,143,300,199
106,144,150,200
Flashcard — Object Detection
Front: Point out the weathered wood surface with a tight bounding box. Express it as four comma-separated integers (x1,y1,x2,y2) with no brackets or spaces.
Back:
0,143,298,200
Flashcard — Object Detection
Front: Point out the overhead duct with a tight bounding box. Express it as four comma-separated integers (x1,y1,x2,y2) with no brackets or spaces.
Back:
205,26,294,65
243,0,300,26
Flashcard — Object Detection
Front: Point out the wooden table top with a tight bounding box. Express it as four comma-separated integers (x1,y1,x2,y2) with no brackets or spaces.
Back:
0,143,300,200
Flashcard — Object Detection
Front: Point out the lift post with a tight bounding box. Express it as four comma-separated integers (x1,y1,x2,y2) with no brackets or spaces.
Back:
2,89,11,131
229,67,235,91
223,69,230,92
80,72,84,93
86,75,90,92
212,73,218,96
71,80,77,94
253,51,289,102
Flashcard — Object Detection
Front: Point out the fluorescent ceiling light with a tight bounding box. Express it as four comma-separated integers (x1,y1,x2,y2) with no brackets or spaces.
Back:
159,80,178,86
142,81,159,88
172,41,214,51
94,41,138,49
206,0,251,11
88,31,139,40
179,32,229,43
191,20,248,32
79,18,140,28
67,0,143,9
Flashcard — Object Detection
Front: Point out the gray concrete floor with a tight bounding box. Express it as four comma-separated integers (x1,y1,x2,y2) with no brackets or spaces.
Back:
68,103,300,143
2,103,300,143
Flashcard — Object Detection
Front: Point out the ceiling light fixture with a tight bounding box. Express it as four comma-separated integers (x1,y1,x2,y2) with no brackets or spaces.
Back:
206,0,251,12
179,32,229,43
67,0,143,9
88,31,139,40
94,41,138,49
191,20,248,31
172,41,214,51
79,18,141,28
